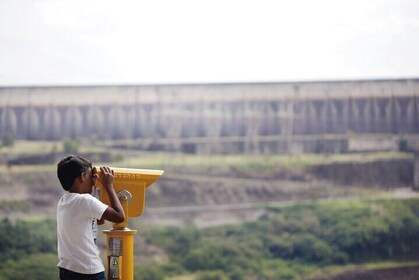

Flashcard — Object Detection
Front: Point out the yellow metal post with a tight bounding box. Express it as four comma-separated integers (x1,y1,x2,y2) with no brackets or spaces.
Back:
103,193,136,280
93,167,164,280
103,228,137,280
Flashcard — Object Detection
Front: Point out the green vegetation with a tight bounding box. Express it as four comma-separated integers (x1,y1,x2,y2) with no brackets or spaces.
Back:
0,200,30,212
0,140,59,155
0,139,106,156
2,253,58,280
1,199,419,279
0,140,416,279
0,219,57,280
0,139,411,178
115,151,412,175
0,146,410,178
134,198,419,280
63,138,80,154
1,133,15,147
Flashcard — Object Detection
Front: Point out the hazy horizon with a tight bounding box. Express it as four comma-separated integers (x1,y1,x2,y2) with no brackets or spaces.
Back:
1,0,419,87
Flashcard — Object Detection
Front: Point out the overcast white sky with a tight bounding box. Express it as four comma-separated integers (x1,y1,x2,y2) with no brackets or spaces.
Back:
0,0,418,86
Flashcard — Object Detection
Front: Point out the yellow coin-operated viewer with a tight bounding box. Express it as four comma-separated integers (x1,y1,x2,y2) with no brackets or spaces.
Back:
93,165,164,280
56,155,163,280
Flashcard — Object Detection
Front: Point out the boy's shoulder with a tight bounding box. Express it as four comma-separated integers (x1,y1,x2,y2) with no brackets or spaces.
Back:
58,193,104,214
63,192,91,198
60,193,95,204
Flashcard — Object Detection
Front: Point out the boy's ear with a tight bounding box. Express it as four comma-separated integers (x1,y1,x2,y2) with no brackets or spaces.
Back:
78,173,85,183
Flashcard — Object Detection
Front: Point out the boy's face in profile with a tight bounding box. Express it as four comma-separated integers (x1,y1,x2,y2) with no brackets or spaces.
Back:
80,167,95,194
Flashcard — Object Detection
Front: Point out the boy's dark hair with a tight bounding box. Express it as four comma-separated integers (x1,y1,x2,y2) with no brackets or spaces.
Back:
57,155,92,191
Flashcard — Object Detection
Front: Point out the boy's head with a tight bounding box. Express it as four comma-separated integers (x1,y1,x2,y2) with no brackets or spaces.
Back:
57,155,93,191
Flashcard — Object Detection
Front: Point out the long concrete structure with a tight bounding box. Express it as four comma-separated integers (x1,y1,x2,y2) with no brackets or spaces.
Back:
1,79,418,153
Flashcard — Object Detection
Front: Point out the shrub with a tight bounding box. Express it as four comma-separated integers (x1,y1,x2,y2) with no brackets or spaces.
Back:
134,264,164,280
0,200,30,212
0,218,57,260
196,270,228,280
2,253,58,280
1,132,14,147
63,138,79,153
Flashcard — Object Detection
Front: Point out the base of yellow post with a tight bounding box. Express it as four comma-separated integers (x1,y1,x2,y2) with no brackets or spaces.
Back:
103,228,138,280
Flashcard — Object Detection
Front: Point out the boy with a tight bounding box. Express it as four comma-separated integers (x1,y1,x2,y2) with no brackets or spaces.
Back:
56,155,125,280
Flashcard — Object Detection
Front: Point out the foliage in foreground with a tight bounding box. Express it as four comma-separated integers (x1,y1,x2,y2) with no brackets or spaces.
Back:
0,219,57,280
1,198,419,279
140,198,419,279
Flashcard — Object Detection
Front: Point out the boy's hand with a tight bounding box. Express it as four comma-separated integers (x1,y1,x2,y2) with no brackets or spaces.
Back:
95,166,126,224
95,166,115,192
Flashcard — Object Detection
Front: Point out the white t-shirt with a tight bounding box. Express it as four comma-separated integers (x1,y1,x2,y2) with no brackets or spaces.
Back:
57,193,108,274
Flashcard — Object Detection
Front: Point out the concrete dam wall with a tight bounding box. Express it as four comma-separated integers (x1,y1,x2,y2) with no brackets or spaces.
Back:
1,79,418,154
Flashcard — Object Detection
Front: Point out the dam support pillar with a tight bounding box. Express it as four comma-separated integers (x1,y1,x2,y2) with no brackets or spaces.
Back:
414,153,419,191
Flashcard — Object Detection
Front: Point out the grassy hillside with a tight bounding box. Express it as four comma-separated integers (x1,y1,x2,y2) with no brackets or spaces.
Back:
0,140,411,221
0,140,417,279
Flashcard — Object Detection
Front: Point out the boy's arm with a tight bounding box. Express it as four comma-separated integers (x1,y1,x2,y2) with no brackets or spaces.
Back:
97,166,125,224
97,217,105,225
